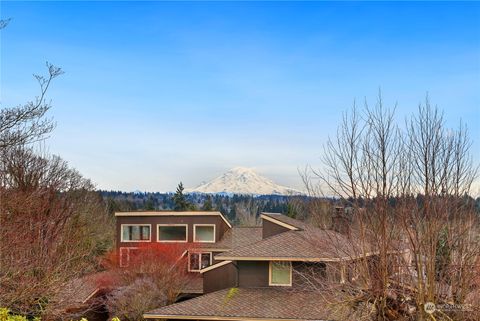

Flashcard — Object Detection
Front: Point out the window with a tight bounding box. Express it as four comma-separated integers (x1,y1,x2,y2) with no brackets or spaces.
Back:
121,224,151,242
157,224,187,242
188,252,212,272
193,224,215,243
119,247,138,267
269,261,292,286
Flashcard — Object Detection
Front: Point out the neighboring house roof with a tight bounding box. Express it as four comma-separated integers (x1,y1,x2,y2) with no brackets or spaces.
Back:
144,287,332,321
200,226,262,251
53,271,111,313
114,211,232,228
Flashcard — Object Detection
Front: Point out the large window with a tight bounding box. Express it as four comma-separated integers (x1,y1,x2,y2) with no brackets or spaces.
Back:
269,261,292,286
193,224,215,243
188,252,212,272
121,224,151,242
157,224,187,242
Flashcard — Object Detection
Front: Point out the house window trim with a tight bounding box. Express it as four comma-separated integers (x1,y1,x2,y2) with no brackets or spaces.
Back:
120,224,152,243
119,247,138,267
188,251,213,272
157,224,188,243
193,224,216,243
269,261,292,287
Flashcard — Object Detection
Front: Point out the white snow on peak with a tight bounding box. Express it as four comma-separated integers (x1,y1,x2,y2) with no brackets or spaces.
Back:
185,167,302,196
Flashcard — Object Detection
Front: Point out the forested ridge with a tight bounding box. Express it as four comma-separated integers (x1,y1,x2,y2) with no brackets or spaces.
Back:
100,190,308,223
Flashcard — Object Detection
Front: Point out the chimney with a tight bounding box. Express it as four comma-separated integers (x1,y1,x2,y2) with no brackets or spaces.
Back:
332,206,350,235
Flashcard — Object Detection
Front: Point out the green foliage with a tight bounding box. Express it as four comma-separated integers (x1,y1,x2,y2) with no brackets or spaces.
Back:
285,203,297,218
172,182,194,211
0,308,11,321
144,196,155,211
0,309,121,321
223,287,239,304
0,308,35,321
202,195,214,210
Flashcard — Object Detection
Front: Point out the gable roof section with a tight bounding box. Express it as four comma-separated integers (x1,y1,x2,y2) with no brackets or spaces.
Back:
200,260,232,273
215,228,356,262
215,213,362,262
56,272,106,306
198,227,262,251
114,211,232,228
260,212,306,230
218,226,262,248
143,287,332,321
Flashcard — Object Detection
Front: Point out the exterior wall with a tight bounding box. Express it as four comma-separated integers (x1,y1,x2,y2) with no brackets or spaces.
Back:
237,261,269,287
262,219,290,239
203,261,330,295
116,214,229,248
292,262,327,288
203,262,238,294
235,261,329,289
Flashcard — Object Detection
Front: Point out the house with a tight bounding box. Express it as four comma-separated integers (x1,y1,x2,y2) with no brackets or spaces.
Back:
115,211,262,294
141,212,375,321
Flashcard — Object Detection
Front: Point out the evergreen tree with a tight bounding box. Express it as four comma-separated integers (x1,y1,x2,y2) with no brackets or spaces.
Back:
285,203,297,218
172,182,189,211
202,195,214,211
144,196,155,210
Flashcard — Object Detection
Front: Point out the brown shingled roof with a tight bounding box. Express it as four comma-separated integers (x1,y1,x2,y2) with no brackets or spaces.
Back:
56,271,110,305
215,229,355,262
215,213,360,262
144,287,332,320
197,227,262,250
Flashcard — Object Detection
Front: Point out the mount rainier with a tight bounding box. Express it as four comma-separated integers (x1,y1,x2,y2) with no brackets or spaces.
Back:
185,167,302,196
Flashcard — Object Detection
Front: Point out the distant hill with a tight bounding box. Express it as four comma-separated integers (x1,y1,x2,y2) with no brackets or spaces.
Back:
185,167,303,196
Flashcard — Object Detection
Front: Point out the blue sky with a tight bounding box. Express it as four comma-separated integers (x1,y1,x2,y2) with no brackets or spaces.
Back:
1,1,479,192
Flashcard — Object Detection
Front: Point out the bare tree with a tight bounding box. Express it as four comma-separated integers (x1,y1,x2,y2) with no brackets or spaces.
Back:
302,94,479,321
0,18,11,30
0,18,113,319
0,62,63,149
1,19,62,149
106,277,167,321
0,147,113,318
286,185,333,229
235,199,261,226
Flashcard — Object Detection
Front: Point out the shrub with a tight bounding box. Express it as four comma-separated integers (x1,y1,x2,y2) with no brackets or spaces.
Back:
0,308,120,321
106,278,167,321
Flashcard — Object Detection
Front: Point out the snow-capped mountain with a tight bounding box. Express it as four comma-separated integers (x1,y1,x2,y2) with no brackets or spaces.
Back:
186,167,302,196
